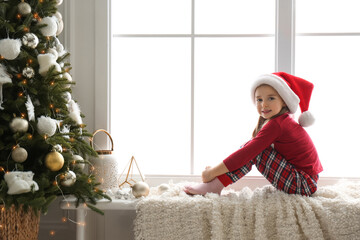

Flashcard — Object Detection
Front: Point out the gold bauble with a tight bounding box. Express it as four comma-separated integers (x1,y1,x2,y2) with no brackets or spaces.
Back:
45,151,64,171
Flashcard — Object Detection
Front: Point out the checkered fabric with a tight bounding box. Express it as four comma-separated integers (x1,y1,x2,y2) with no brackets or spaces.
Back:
222,146,318,196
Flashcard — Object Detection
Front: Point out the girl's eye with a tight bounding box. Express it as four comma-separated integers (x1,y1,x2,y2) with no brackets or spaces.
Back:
269,97,275,100
256,99,262,102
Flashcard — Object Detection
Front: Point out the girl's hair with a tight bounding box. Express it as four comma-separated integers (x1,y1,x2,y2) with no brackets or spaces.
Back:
252,106,289,138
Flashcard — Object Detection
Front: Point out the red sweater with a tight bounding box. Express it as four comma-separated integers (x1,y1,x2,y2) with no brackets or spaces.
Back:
223,113,323,176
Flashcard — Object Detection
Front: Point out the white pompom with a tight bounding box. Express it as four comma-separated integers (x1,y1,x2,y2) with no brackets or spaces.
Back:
298,111,315,127
0,38,22,60
67,100,82,124
37,116,57,136
47,48,58,59
10,117,28,133
37,53,61,76
38,17,57,37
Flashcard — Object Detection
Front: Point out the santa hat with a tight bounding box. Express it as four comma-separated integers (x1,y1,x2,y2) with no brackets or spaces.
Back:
251,72,315,127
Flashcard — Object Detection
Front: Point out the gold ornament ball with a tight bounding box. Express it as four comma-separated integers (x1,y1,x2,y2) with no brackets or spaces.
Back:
45,151,64,171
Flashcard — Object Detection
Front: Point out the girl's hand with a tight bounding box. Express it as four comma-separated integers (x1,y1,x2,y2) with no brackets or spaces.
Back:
202,166,215,183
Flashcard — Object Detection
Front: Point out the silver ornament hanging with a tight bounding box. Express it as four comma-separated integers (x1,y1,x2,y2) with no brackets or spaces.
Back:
18,2,31,16
52,144,63,153
22,67,35,78
22,33,39,49
61,170,76,187
11,146,28,163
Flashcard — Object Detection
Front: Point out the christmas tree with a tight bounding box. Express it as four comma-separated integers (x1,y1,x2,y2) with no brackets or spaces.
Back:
0,0,109,214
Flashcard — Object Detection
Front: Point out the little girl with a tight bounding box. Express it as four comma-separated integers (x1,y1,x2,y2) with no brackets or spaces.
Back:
185,72,323,196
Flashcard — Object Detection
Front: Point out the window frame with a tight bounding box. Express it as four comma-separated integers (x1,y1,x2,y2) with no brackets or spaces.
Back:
92,0,358,184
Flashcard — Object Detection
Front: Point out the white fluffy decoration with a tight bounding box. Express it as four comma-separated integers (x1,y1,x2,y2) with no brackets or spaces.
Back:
38,16,57,37
134,181,360,240
25,95,35,121
4,171,39,195
298,111,315,127
67,100,82,124
0,64,12,109
0,38,22,60
63,72,72,88
47,48,58,59
37,53,61,76
37,116,57,136
10,117,28,133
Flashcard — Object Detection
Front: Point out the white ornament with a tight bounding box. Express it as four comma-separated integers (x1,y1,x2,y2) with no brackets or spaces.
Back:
63,92,72,103
37,53,61,76
53,144,63,153
37,116,57,136
25,95,35,121
72,155,85,171
18,2,31,16
60,124,70,139
47,48,58,59
0,64,12,109
56,19,64,36
12,146,28,163
0,38,22,60
53,12,63,21
22,33,39,49
61,170,76,187
63,72,72,88
10,117,28,133
38,16,57,37
67,100,82,124
131,181,150,198
4,171,39,195
22,66,35,78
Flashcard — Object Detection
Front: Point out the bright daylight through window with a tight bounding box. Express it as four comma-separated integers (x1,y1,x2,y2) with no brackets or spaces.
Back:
110,0,360,177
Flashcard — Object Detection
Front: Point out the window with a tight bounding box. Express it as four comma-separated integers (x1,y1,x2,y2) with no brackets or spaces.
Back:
105,0,360,177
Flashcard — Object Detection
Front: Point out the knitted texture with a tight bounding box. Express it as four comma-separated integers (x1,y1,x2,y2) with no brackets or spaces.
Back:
134,181,360,240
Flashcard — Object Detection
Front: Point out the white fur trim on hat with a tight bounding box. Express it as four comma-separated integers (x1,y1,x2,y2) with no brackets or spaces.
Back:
298,111,315,127
251,74,300,113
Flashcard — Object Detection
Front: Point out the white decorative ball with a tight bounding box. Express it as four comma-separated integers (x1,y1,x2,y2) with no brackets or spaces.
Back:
38,17,57,37
52,144,63,153
18,2,31,16
47,48,58,59
61,170,76,187
56,0,63,6
0,39,22,60
56,19,64,36
12,146,28,163
22,33,39,49
37,116,57,137
132,181,150,198
63,72,72,88
72,155,85,171
22,67,35,78
63,92,72,103
10,117,28,133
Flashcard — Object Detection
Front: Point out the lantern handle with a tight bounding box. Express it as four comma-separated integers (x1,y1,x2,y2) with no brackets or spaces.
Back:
89,129,114,154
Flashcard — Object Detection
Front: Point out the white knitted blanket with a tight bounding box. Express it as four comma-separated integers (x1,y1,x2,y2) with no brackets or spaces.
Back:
134,181,360,240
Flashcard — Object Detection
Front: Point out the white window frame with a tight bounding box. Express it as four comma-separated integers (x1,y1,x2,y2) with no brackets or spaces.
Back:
91,0,358,186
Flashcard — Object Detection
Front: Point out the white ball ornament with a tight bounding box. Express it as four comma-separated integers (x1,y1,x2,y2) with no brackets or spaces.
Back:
61,170,76,187
38,17,57,37
37,116,57,137
22,66,35,78
10,117,29,133
52,144,63,153
132,181,150,198
11,146,28,163
56,0,63,6
18,2,32,16
63,92,72,103
72,155,85,171
158,183,170,194
22,33,39,49
0,39,22,60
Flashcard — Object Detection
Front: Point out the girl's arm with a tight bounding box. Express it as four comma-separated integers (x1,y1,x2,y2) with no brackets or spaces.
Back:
202,162,229,183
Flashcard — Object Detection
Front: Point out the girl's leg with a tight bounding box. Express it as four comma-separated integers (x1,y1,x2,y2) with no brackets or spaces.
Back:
254,146,318,196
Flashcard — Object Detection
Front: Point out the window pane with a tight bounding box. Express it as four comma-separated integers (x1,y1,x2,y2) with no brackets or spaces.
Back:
295,36,360,177
112,0,191,34
296,0,360,33
111,38,191,175
194,37,275,174
195,0,275,34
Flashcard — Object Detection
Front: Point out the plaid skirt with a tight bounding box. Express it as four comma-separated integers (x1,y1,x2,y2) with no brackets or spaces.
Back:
218,146,319,196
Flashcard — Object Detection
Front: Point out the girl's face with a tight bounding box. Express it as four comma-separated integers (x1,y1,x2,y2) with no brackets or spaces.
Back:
255,85,286,119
